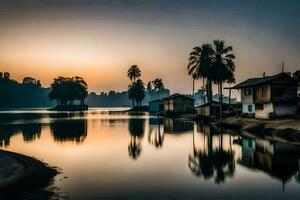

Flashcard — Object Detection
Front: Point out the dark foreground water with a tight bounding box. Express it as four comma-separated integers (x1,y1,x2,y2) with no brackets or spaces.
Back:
0,108,300,199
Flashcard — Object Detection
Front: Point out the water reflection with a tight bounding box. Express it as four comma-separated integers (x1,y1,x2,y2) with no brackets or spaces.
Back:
50,119,87,144
164,118,193,134
0,123,42,146
189,123,235,184
1,109,300,199
148,117,164,148
237,137,300,190
128,118,145,159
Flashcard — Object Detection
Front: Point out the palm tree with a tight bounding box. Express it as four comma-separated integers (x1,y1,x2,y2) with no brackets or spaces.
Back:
128,79,145,107
146,81,152,92
187,44,214,105
135,79,146,106
127,65,141,83
152,78,164,100
211,40,236,120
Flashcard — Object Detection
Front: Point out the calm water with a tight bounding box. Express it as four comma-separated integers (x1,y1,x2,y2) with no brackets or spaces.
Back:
0,108,300,199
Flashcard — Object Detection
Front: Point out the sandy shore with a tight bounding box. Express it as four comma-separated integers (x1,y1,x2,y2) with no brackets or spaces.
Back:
0,149,59,200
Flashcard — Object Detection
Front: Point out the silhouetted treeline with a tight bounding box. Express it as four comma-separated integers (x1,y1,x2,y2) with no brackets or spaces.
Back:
86,88,170,107
0,73,55,108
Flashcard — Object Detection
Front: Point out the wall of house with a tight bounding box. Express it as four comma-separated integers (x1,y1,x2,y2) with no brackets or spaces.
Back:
254,85,271,103
173,97,194,113
241,88,253,103
242,103,255,114
271,84,297,102
149,102,159,112
164,99,173,111
255,102,273,119
273,102,297,116
196,105,210,116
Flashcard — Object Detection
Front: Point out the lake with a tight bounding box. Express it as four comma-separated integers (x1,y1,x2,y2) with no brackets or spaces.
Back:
0,108,300,199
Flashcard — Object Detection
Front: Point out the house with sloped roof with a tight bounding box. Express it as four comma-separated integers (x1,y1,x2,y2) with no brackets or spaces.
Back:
163,93,195,113
148,99,164,113
231,72,298,119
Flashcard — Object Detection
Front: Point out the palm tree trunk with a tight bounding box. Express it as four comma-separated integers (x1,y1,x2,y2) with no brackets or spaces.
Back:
220,82,223,121
203,78,206,104
228,88,231,112
193,126,196,154
208,78,212,104
192,78,195,96
157,90,160,100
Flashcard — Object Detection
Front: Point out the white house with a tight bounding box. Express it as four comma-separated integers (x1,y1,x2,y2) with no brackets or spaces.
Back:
232,73,298,119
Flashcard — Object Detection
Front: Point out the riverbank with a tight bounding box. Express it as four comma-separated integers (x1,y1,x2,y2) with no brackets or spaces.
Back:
221,117,300,145
0,149,59,200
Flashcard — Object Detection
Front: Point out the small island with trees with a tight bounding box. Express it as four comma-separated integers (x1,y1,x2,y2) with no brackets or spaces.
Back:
48,76,88,111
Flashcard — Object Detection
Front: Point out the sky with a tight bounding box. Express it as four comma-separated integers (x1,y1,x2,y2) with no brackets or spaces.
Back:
0,0,299,94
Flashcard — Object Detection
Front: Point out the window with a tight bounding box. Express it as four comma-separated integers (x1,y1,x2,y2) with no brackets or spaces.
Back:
255,103,264,110
247,89,252,96
248,105,253,112
244,88,252,96
262,87,268,98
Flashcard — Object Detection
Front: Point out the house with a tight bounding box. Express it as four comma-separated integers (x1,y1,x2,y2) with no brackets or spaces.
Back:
232,72,298,119
163,93,195,113
149,99,164,113
195,101,230,117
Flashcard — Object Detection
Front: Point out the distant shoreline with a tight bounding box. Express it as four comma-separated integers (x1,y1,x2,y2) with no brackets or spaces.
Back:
0,149,60,200
47,104,88,111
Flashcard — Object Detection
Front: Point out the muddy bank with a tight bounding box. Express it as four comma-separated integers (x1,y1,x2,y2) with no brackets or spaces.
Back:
221,117,300,144
0,149,60,200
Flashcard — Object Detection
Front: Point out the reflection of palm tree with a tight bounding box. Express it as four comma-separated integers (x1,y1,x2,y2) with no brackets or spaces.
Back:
188,123,235,184
148,120,164,148
128,118,145,160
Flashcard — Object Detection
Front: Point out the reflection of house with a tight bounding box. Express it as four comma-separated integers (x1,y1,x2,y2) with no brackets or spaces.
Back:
149,117,164,125
232,73,298,119
238,137,300,187
163,93,195,113
149,99,164,113
164,119,193,133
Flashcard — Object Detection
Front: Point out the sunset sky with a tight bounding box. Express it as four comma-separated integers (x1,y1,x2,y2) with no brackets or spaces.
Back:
0,0,299,94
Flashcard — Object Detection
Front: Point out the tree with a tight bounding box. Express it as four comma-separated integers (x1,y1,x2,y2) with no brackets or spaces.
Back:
23,77,37,85
73,76,88,105
187,44,214,105
128,79,145,107
293,70,300,83
36,80,41,87
48,76,88,106
152,78,164,100
127,65,141,83
0,72,3,79
211,40,235,120
3,72,10,79
146,81,152,92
